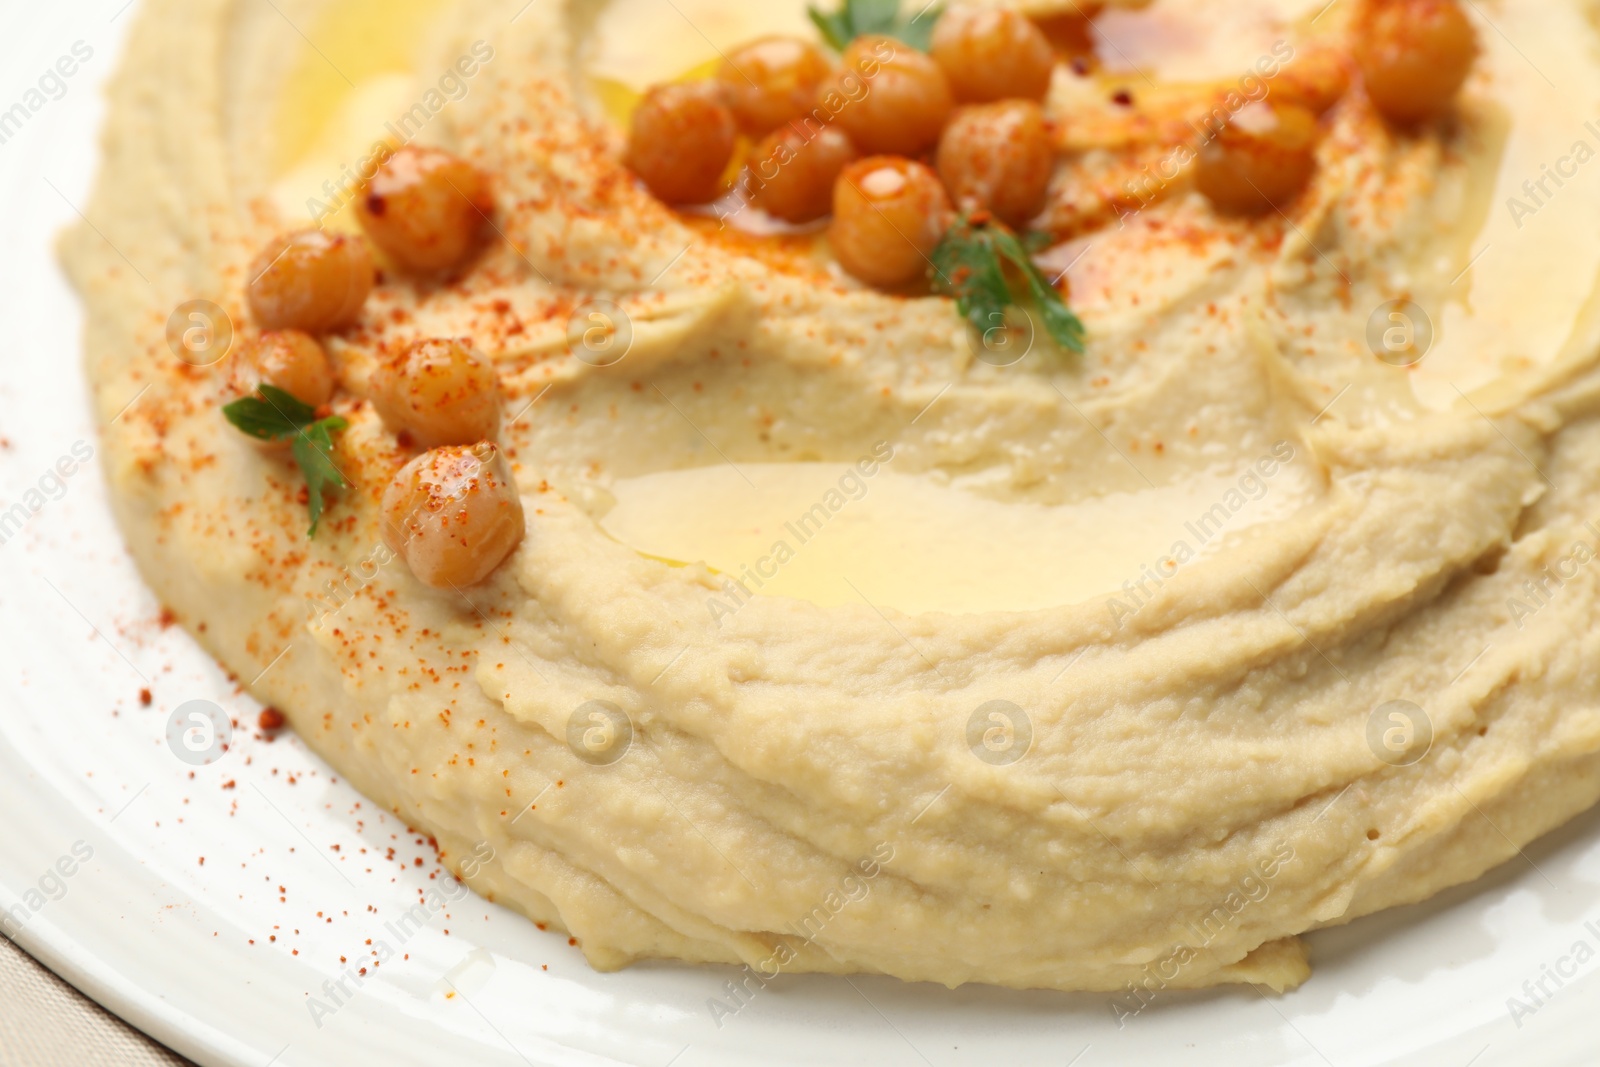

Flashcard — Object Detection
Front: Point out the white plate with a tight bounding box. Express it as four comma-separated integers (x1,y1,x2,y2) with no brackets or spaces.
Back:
3,3,1600,1065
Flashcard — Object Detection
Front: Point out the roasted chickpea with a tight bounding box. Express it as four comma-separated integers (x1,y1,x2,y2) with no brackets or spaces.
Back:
1194,101,1319,216
748,125,859,224
717,36,834,137
355,146,493,275
370,338,502,449
936,101,1054,227
1276,41,1351,115
829,157,953,288
825,36,953,157
243,330,335,407
1355,0,1477,124
930,7,1056,103
1033,10,1099,66
625,82,738,205
382,442,525,589
247,229,374,333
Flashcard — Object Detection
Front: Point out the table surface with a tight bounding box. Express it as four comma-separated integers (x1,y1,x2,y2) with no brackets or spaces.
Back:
0,933,194,1067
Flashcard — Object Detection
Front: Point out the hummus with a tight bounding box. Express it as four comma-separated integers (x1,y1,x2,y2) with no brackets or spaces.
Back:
63,0,1600,999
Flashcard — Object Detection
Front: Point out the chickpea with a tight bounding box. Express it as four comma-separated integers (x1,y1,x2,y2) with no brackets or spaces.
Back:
355,146,494,275
828,157,953,288
930,8,1056,103
243,330,335,407
748,125,859,224
936,101,1054,228
381,442,525,589
370,338,502,449
1276,41,1351,115
1355,0,1477,124
247,229,374,334
1033,12,1098,71
625,82,738,205
1194,101,1319,216
717,37,834,137
825,36,953,157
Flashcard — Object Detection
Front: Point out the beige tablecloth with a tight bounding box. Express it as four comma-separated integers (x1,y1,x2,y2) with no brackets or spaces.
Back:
0,933,195,1066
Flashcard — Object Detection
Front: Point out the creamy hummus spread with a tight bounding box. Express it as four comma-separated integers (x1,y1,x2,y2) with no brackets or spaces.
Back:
62,0,1600,998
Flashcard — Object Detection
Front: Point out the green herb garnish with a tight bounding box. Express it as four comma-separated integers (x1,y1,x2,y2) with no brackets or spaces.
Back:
808,0,944,52
930,213,1087,355
222,384,349,536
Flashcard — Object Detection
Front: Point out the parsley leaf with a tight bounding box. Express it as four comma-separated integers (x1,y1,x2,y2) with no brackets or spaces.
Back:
930,221,1012,338
223,383,349,536
290,417,348,537
930,214,1087,355
807,0,944,52
222,383,318,439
